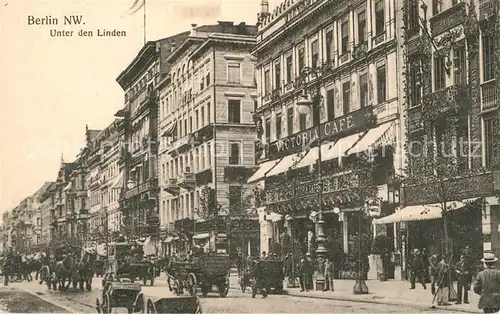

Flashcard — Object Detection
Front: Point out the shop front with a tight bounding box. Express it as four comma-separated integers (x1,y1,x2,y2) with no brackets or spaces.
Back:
374,172,500,280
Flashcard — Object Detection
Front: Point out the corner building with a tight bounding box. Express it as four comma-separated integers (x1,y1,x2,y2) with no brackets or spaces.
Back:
158,22,259,256
252,0,406,274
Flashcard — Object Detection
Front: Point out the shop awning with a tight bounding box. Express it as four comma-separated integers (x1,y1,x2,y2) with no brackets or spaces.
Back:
63,182,72,192
161,121,177,137
266,151,307,177
373,199,478,224
111,171,123,189
247,158,282,183
193,232,210,240
347,122,395,155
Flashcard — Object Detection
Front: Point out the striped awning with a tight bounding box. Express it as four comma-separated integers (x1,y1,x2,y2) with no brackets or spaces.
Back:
161,121,177,137
373,199,478,224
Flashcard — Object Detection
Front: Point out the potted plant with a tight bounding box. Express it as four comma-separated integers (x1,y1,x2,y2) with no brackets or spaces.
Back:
372,233,391,281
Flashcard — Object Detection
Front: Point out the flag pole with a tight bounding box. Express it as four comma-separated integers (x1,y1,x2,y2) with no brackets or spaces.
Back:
143,0,146,44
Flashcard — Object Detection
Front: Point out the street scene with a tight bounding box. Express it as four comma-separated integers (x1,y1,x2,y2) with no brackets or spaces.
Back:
1,0,499,312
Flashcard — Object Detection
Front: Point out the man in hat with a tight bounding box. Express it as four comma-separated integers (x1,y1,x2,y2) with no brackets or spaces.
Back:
474,253,500,313
410,249,427,290
299,253,313,292
455,254,471,304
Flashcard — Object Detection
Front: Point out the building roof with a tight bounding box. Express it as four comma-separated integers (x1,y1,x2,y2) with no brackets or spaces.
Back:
33,182,54,200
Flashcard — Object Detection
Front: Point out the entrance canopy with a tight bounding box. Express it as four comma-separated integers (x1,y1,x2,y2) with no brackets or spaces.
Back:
247,158,282,183
373,199,478,224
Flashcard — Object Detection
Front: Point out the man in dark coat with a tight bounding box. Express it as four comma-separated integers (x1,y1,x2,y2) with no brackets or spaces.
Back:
455,254,471,304
429,253,440,295
474,253,500,313
299,253,313,292
410,249,427,290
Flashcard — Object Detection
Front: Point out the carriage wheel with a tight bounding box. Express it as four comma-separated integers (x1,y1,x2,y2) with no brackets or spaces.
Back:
146,299,155,314
102,295,111,314
219,277,229,298
174,279,182,296
187,273,197,296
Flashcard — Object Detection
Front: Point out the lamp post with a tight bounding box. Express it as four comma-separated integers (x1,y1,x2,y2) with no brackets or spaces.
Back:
353,205,369,294
126,179,136,239
285,214,298,288
295,67,328,289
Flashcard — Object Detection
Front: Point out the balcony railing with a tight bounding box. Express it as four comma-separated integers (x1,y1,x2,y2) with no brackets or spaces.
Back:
481,80,498,111
479,0,496,20
178,169,195,190
422,85,469,115
408,105,423,133
429,2,466,36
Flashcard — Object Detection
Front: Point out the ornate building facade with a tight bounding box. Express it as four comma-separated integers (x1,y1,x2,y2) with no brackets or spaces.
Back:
158,22,259,256
252,0,405,271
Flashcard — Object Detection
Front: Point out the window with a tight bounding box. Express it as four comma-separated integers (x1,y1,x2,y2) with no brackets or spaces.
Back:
341,20,349,54
311,40,319,68
228,100,241,123
287,107,294,135
360,73,368,107
286,54,293,83
358,11,367,43
276,114,282,139
327,89,335,120
228,63,241,84
408,0,419,30
195,110,199,129
228,186,242,211
377,65,387,103
189,116,193,133
264,68,271,95
207,104,211,124
409,64,422,107
456,116,469,172
483,34,495,81
343,81,351,115
265,117,271,142
229,142,241,165
434,54,446,90
200,77,204,91
484,117,498,169
206,72,210,87
179,120,183,137
375,0,385,35
326,30,334,62
207,143,211,167
274,61,281,89
454,45,466,85
184,117,188,135
201,106,205,126
298,47,305,73
299,114,307,131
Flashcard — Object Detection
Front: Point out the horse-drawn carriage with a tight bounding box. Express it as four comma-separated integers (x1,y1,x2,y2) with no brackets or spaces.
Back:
102,242,156,287
167,254,231,297
239,258,284,298
96,278,202,314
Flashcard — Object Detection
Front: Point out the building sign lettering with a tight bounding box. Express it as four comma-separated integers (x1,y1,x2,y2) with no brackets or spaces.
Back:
265,106,373,158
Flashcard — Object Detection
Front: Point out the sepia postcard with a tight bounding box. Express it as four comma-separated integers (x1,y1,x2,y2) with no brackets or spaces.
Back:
1,0,499,312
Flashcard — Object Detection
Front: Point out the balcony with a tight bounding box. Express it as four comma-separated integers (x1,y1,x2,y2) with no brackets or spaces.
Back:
163,178,180,195
481,80,498,111
422,85,470,118
429,2,466,36
167,135,191,157
77,189,87,198
479,0,497,21
178,168,195,190
352,41,368,60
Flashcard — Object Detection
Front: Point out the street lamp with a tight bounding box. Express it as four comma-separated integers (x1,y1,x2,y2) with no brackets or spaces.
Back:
353,205,369,294
294,67,328,282
285,214,298,288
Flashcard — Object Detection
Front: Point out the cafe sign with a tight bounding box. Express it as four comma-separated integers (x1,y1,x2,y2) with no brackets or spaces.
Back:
265,106,373,158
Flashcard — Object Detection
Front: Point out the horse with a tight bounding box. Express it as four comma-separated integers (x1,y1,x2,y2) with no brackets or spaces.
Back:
76,249,96,291
38,263,58,290
54,255,75,291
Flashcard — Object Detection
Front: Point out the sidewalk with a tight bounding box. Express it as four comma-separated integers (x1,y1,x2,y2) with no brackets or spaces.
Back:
228,274,482,313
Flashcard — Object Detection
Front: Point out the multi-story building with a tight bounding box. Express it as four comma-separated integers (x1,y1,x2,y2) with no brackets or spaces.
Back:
252,0,404,269
39,182,56,244
115,31,190,248
1,211,11,251
50,158,75,242
158,22,260,256
373,0,500,278
30,182,54,247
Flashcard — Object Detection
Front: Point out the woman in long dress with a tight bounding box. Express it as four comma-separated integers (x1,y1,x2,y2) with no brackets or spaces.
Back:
436,256,451,306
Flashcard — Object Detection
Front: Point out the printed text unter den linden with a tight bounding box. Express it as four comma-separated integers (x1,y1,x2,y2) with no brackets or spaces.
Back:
27,15,126,37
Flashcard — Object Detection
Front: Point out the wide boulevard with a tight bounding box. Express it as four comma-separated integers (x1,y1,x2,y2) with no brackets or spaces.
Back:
0,275,456,313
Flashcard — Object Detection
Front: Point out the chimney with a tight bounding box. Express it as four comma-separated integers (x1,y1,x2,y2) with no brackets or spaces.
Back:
260,0,270,18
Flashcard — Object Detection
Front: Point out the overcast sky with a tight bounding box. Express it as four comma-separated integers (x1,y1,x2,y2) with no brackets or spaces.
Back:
0,0,281,217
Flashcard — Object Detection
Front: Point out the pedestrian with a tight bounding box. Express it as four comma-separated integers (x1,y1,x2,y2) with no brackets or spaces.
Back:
261,251,267,260
455,254,471,304
474,252,500,313
435,255,451,306
323,256,334,292
299,253,313,292
429,252,440,295
410,249,427,290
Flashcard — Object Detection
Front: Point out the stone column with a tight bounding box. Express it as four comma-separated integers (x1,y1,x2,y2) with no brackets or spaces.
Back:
341,213,349,253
